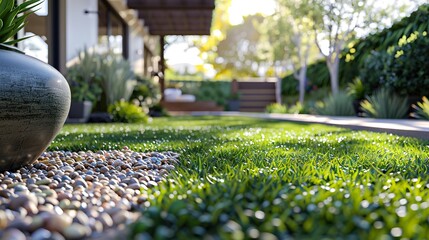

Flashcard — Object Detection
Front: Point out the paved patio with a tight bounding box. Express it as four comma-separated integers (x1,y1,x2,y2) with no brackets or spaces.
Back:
191,112,429,140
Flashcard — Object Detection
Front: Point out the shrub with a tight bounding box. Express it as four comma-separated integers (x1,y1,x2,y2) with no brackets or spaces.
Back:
108,101,148,123
168,80,231,108
360,89,408,119
411,96,429,120
359,50,391,94
360,32,429,97
387,32,429,96
100,52,136,106
314,91,355,116
131,76,161,105
265,103,288,114
149,103,170,117
346,78,366,100
281,78,298,96
66,49,103,103
288,102,309,114
132,84,150,100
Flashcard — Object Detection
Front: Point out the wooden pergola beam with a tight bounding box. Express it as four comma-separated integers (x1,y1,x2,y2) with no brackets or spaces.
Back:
149,29,211,35
137,8,213,35
126,0,215,100
127,0,215,10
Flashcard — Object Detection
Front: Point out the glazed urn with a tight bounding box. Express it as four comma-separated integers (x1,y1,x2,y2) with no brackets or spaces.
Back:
0,45,71,171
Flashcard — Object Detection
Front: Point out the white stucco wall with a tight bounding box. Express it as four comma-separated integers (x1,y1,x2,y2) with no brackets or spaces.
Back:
128,30,144,75
66,0,98,61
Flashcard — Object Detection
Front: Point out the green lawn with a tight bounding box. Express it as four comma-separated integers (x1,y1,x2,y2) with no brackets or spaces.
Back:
52,116,429,239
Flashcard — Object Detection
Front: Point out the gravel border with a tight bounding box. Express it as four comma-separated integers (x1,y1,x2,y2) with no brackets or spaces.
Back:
0,147,180,239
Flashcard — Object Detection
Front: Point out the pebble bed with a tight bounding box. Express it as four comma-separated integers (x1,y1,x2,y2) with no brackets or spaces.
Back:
0,147,180,240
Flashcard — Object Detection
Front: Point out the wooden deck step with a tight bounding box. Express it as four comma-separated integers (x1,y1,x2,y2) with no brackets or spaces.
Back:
238,82,276,89
239,89,276,95
235,81,278,113
240,94,276,101
161,101,223,112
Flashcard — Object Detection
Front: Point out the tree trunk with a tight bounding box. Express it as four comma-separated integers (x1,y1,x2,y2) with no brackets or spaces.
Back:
298,65,307,105
327,56,340,95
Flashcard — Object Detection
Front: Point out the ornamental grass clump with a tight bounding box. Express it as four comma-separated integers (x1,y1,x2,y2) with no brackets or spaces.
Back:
0,0,43,45
346,78,366,100
66,49,103,103
361,88,408,119
100,52,136,106
411,96,429,120
314,91,355,116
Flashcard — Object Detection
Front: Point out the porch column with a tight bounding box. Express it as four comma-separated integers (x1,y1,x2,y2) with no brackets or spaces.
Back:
159,35,165,101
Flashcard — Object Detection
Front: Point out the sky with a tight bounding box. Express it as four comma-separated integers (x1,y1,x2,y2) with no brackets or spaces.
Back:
164,0,276,68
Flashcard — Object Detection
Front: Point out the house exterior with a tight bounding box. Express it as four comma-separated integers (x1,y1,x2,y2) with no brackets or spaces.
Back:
18,0,164,78
18,0,215,103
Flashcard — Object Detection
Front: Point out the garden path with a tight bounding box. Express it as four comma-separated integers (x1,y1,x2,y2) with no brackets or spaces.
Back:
191,112,429,140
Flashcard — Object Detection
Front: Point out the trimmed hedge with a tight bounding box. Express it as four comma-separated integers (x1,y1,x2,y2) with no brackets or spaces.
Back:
281,4,429,95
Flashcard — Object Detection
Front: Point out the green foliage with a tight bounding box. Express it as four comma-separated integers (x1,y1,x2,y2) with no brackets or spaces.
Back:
349,4,429,67
132,85,150,100
260,0,317,82
67,50,137,112
360,31,429,97
314,91,355,116
359,50,391,93
193,0,232,79
281,78,298,96
51,116,429,239
288,102,309,114
131,76,161,108
282,60,330,93
411,96,429,120
214,14,265,78
387,32,429,96
282,4,429,98
265,103,287,114
361,89,408,119
305,60,331,86
100,52,136,106
149,103,169,117
346,78,366,100
169,80,231,108
66,49,103,103
0,0,43,45
108,101,148,123
266,100,309,114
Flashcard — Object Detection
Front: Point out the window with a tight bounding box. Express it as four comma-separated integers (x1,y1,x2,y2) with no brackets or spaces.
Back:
20,0,49,63
98,0,128,58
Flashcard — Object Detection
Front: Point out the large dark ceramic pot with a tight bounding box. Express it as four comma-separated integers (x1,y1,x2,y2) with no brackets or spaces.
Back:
0,45,71,171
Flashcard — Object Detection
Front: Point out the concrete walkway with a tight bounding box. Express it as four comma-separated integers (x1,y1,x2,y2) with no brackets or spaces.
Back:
190,112,429,140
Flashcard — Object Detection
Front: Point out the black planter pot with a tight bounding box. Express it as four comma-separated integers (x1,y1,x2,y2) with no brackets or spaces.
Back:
228,100,240,111
67,101,93,123
0,45,71,171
